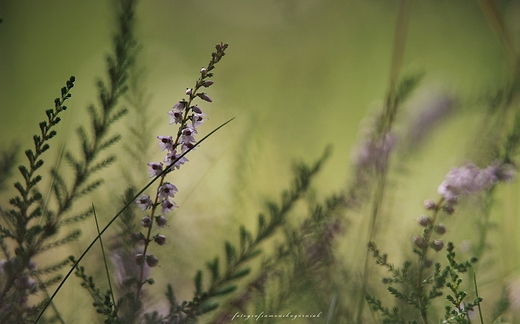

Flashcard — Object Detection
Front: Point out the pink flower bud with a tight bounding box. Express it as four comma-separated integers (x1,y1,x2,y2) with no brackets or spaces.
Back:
202,80,214,87
146,255,159,267
423,199,436,210
443,205,455,215
435,224,446,235
197,92,212,102
141,216,152,228
191,105,203,114
186,88,193,96
156,215,167,228
413,236,426,248
155,234,166,245
417,216,430,227
431,239,444,252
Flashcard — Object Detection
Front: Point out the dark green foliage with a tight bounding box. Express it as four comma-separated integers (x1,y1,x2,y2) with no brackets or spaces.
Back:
50,0,137,219
0,76,75,324
72,258,119,324
162,148,330,323
442,243,480,324
0,144,19,190
368,241,481,324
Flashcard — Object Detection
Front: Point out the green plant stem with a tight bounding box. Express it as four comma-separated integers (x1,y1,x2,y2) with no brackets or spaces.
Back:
473,270,485,324
416,197,444,324
93,204,118,320
135,176,164,301
477,0,519,72
33,273,67,324
355,1,411,322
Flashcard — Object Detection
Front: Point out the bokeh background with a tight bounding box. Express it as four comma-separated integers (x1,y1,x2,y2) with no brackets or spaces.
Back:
1,0,520,322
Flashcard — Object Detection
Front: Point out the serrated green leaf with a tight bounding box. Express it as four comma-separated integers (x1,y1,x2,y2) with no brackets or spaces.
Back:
213,285,236,296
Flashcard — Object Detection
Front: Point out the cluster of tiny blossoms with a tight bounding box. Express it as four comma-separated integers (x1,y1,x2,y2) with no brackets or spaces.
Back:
413,160,515,257
133,43,228,279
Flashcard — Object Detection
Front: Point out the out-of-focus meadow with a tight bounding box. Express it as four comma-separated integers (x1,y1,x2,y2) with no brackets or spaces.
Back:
1,0,520,323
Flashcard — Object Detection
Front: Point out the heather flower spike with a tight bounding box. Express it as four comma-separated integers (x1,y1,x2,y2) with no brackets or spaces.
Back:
133,42,229,303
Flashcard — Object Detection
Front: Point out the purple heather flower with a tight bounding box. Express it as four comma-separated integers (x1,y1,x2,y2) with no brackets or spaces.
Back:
161,199,176,214
156,215,167,227
186,88,193,96
164,150,188,170
17,275,37,292
353,132,396,173
179,126,197,144
173,100,187,111
146,255,159,267
155,234,166,245
141,216,152,228
136,195,153,211
181,142,197,153
406,92,454,148
192,112,207,129
197,92,212,102
158,182,178,199
147,162,164,178
157,135,174,152
168,106,184,125
438,161,514,204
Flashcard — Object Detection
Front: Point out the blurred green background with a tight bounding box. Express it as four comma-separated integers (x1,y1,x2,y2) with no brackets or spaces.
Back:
1,0,520,322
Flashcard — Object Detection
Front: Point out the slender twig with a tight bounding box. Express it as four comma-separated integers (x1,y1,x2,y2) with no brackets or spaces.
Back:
92,204,118,320
477,0,519,72
355,0,411,322
473,270,485,324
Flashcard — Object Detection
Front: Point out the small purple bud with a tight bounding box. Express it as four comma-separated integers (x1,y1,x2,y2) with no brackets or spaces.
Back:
443,205,455,215
191,105,203,114
155,234,166,245
197,92,212,102
186,88,193,96
413,236,426,248
431,239,444,252
417,216,430,227
435,224,446,235
200,67,207,76
141,216,152,228
201,80,214,87
156,215,167,228
146,255,159,267
423,199,436,210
